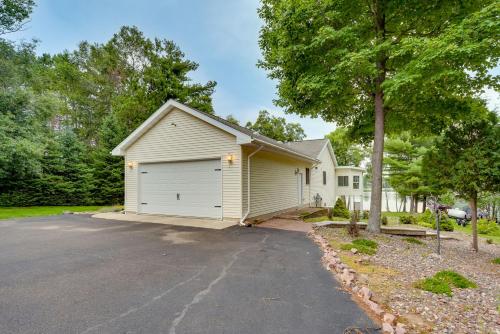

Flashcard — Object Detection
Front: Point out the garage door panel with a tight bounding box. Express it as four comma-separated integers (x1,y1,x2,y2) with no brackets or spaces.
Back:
138,160,222,218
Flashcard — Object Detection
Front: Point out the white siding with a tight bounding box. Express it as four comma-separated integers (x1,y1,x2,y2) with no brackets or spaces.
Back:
124,107,242,219
309,145,336,207
242,147,311,218
335,168,364,210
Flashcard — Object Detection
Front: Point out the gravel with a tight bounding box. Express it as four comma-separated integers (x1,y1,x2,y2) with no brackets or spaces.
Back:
317,227,500,334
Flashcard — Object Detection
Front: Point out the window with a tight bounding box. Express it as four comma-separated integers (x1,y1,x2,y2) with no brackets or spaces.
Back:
323,171,326,185
353,175,360,189
338,175,349,187
305,168,310,185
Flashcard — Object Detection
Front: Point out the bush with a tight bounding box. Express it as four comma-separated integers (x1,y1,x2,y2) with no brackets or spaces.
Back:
436,217,455,232
418,209,435,228
477,219,500,235
381,215,388,225
352,238,378,249
333,198,350,219
362,210,369,219
399,214,417,224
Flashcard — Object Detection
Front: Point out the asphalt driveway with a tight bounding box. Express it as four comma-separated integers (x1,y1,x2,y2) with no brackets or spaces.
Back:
0,214,376,334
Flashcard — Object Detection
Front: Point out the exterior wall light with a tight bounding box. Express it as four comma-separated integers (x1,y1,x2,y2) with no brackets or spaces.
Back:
226,154,235,164
127,161,134,169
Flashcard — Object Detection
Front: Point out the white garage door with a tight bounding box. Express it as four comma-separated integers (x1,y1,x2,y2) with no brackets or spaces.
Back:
138,159,222,218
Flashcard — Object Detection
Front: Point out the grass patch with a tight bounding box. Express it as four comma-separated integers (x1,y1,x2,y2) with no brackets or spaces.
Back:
415,270,477,296
415,277,453,296
403,237,424,245
0,206,122,220
304,215,350,223
340,238,378,255
454,224,500,245
492,258,500,265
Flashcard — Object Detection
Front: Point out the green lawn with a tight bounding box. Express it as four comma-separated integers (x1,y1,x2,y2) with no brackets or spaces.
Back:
0,206,122,220
453,223,500,244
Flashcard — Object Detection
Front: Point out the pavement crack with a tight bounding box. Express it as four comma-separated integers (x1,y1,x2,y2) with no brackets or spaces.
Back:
80,266,206,334
168,233,269,334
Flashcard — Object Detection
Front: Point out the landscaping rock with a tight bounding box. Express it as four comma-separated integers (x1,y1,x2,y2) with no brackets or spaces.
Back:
359,286,372,301
382,322,395,334
350,248,358,254
366,300,384,316
395,323,406,334
383,313,396,325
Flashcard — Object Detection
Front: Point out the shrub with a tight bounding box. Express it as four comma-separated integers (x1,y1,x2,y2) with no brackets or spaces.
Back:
418,209,435,227
492,258,500,265
333,198,350,219
415,277,452,296
381,215,388,225
486,239,493,244
403,237,424,245
477,219,500,235
437,217,455,232
399,214,417,224
362,210,370,219
340,238,378,255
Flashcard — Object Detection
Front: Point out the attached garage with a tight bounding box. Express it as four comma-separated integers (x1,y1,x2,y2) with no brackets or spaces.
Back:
138,160,222,218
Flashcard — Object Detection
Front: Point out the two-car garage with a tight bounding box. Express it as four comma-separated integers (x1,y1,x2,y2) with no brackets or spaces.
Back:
138,159,222,219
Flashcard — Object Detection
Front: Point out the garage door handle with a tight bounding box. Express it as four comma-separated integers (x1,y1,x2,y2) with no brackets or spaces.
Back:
214,205,221,208
177,193,180,200
141,203,147,205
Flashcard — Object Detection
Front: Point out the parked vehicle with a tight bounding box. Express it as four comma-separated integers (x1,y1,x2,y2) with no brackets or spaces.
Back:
447,208,469,226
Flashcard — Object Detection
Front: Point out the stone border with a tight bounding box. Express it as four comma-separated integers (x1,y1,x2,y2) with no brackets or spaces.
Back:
309,230,407,334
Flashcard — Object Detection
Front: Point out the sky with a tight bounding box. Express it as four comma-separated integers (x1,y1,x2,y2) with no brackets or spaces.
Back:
7,0,499,138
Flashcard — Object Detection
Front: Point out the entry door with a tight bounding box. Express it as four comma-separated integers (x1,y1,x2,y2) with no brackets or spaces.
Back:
138,159,222,218
297,173,303,205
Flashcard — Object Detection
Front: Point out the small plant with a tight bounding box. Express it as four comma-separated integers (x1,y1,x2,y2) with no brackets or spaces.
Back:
332,198,350,219
340,238,378,255
486,238,493,244
403,237,424,245
362,210,369,219
347,210,360,237
381,215,388,225
477,219,500,235
399,214,417,224
431,215,455,231
491,257,500,265
415,270,477,296
415,277,452,296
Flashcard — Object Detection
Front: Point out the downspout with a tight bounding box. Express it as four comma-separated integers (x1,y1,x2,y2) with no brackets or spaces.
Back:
239,145,264,226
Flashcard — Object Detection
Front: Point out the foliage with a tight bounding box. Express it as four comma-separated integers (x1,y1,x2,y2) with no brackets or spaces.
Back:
492,258,500,265
399,215,417,225
418,209,435,228
434,216,455,232
423,109,500,250
332,198,350,219
225,114,239,125
325,127,367,166
415,270,476,296
245,110,305,142
403,237,424,245
381,215,388,225
362,210,369,220
0,0,34,35
352,239,378,250
477,219,500,235
258,0,499,232
0,26,217,206
340,242,376,255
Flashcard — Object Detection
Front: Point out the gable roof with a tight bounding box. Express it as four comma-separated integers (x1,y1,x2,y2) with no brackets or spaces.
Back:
111,99,320,162
285,139,329,158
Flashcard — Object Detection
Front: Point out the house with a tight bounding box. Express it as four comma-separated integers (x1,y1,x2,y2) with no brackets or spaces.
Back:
112,100,364,225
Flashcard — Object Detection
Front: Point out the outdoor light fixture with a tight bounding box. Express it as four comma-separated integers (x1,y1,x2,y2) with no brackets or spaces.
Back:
227,154,235,164
127,161,134,169
294,168,300,174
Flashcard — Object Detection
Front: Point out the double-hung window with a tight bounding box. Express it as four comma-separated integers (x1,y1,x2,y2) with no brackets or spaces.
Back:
338,175,348,187
353,175,360,189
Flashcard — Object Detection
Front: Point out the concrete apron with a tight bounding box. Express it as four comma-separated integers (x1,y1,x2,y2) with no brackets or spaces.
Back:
92,212,237,230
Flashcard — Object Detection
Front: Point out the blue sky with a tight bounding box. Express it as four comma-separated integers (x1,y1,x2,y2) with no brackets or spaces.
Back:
8,0,335,139
8,0,499,137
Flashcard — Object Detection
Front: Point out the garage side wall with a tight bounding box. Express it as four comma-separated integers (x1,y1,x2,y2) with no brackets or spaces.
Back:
242,147,310,218
309,146,336,207
124,108,242,219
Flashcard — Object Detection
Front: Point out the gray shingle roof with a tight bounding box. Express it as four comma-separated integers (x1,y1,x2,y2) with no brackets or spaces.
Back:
284,139,329,158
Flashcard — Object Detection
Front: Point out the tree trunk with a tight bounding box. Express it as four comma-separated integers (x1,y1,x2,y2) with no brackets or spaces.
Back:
385,187,390,212
403,196,407,212
409,194,414,213
470,194,478,252
422,195,427,213
367,0,386,233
